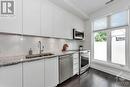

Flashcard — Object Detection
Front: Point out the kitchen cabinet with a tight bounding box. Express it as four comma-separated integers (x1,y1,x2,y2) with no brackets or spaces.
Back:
73,53,79,75
0,0,84,39
0,64,22,87
44,57,59,87
52,6,64,38
23,0,41,35
23,60,44,87
0,0,22,34
41,0,84,39
23,57,59,87
41,0,54,37
53,7,73,39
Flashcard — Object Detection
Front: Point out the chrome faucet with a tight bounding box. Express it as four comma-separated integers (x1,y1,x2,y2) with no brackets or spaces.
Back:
38,41,44,54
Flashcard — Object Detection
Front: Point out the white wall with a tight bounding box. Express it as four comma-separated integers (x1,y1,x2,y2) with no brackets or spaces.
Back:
84,0,130,80
83,21,91,50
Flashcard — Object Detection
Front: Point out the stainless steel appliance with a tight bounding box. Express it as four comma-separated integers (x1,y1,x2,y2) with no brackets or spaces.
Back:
73,29,84,40
79,50,90,74
59,54,73,83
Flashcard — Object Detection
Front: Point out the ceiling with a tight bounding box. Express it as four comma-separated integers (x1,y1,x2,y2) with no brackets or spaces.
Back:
69,0,115,14
49,0,122,19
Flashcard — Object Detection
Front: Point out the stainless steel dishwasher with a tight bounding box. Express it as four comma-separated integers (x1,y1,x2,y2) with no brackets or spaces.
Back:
59,54,73,83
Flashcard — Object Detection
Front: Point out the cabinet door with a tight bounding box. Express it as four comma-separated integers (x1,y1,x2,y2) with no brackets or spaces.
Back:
41,0,54,37
23,0,41,35
0,64,22,87
23,60,44,87
73,53,79,75
62,11,73,39
52,6,65,38
44,57,59,87
0,0,22,34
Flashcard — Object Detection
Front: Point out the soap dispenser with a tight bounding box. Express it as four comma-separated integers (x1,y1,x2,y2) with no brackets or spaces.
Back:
29,48,33,55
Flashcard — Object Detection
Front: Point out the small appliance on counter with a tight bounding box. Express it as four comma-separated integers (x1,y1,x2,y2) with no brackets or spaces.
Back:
79,45,83,51
73,29,84,40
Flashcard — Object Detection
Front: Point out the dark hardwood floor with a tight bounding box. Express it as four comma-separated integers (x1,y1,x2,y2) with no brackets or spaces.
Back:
57,68,130,87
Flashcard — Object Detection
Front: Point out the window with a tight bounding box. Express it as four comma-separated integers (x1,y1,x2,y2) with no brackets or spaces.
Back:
94,32,107,61
93,10,128,65
110,11,128,27
93,17,107,31
111,29,126,65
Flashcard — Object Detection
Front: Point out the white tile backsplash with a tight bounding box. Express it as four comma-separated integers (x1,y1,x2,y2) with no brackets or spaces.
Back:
0,34,82,57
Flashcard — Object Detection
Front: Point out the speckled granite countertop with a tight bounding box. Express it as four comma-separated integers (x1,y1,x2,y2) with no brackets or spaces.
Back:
0,51,78,67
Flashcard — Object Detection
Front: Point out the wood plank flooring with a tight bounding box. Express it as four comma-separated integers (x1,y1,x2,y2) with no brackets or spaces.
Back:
57,68,130,87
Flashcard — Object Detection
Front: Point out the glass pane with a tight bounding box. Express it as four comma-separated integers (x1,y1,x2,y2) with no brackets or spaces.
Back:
94,32,107,61
110,11,128,27
94,17,107,31
111,29,126,65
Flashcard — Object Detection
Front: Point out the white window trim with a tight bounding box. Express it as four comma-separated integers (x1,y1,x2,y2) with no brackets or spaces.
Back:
91,10,130,69
92,25,129,69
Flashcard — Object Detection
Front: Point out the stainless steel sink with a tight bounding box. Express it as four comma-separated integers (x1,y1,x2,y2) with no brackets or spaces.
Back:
26,53,54,59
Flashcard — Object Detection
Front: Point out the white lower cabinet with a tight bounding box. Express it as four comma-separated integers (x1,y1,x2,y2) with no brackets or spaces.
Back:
44,57,59,87
23,60,44,87
23,57,59,87
73,53,79,75
0,64,22,87
0,57,59,87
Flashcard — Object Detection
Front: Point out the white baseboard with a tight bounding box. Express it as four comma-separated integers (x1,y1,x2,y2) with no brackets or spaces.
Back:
91,61,130,81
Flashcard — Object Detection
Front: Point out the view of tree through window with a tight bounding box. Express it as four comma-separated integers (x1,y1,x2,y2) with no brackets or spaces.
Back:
95,32,107,42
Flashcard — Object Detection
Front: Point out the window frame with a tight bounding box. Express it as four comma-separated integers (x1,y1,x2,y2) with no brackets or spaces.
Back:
92,10,129,67
93,26,128,66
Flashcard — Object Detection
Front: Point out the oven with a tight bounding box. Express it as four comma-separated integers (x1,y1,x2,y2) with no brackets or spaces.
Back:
79,50,90,74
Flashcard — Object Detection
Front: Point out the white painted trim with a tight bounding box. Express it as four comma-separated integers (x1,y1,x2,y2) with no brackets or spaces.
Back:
91,61,130,80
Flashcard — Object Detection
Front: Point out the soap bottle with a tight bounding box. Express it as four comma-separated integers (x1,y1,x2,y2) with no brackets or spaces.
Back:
29,48,33,55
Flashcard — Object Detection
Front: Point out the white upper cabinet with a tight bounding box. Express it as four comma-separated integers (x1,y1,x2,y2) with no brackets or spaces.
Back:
71,15,84,32
23,0,41,35
53,6,73,39
23,60,44,87
0,64,22,87
41,0,54,37
44,57,59,87
0,0,22,34
0,0,84,38
52,5,64,38
41,0,84,39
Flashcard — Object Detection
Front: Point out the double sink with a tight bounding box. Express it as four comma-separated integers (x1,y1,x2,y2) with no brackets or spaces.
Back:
26,53,54,59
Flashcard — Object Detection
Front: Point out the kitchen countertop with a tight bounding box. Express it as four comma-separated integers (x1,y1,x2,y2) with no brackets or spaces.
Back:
0,51,79,67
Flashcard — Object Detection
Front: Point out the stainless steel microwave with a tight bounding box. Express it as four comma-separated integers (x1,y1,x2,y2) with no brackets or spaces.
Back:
73,29,84,40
